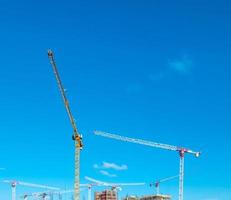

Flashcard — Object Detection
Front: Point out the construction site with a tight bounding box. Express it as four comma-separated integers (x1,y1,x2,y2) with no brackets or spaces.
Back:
0,50,201,200
2,1,230,200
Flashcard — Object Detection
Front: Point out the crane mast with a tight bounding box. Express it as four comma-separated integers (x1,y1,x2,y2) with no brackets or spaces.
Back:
48,50,83,200
12,183,16,200
94,130,200,200
179,150,184,200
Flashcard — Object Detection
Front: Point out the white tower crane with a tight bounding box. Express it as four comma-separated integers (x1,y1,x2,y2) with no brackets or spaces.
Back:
85,176,145,192
150,175,178,195
3,180,59,200
59,188,88,200
22,190,73,200
80,182,102,200
21,188,87,200
93,130,201,200
85,176,145,200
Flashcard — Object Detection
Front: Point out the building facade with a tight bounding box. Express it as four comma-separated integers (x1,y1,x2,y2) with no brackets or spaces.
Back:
95,190,117,200
140,194,171,200
123,195,139,200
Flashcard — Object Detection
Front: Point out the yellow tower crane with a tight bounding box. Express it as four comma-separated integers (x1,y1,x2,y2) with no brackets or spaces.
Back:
48,50,83,200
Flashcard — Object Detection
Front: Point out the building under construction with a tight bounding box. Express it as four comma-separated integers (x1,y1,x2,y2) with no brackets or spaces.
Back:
123,195,139,200
95,190,117,200
140,194,171,200
123,194,171,200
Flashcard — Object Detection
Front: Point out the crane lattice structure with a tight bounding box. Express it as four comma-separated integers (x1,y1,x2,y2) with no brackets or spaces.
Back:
81,181,103,200
85,176,145,200
48,50,83,200
150,175,178,195
85,176,145,190
3,180,59,200
21,188,87,200
94,130,200,200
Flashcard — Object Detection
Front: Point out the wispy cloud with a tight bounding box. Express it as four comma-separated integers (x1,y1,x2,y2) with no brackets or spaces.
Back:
168,56,193,75
0,167,6,170
93,161,128,171
102,162,128,171
148,55,193,83
99,170,117,177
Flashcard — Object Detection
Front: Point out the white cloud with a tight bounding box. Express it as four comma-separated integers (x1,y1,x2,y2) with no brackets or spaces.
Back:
102,162,128,171
93,161,128,171
168,56,193,75
99,170,117,177
148,55,193,83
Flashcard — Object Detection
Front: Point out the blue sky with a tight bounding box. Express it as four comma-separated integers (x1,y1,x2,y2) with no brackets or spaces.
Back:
0,0,230,199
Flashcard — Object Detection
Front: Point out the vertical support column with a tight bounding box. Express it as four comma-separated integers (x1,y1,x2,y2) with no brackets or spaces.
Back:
156,184,160,195
74,144,80,200
43,194,47,200
88,186,92,200
179,150,185,200
23,195,28,200
11,184,16,200
59,193,62,200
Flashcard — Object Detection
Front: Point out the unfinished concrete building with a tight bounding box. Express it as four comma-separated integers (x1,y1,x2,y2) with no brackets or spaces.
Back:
140,194,171,200
95,190,117,200
123,195,139,200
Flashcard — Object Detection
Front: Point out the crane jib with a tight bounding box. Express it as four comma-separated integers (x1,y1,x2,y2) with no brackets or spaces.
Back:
48,49,82,200
48,50,83,146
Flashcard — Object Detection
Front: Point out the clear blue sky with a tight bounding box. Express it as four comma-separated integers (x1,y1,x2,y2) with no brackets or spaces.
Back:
0,0,230,199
